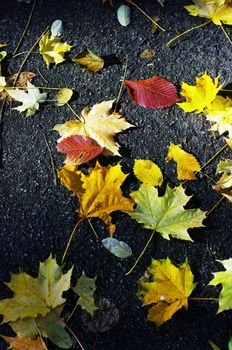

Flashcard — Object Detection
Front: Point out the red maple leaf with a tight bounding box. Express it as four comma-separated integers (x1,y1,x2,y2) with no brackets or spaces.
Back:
57,135,103,165
124,76,180,109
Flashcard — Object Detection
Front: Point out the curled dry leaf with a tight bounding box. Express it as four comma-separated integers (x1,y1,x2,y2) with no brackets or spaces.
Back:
73,49,104,73
124,76,179,109
138,258,196,325
166,143,201,180
57,134,103,165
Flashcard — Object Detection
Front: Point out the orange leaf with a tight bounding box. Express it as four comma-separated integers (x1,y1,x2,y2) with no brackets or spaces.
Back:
1,335,45,350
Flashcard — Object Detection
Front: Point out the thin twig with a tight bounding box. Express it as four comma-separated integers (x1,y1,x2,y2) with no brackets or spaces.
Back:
201,144,228,171
66,300,79,323
93,332,99,350
64,323,86,350
88,219,99,239
66,101,84,122
126,0,165,32
34,320,48,350
189,297,218,301
13,0,37,56
221,25,232,45
62,218,84,263
44,134,57,186
125,230,155,276
37,68,49,83
167,20,211,46
206,197,224,217
114,55,128,112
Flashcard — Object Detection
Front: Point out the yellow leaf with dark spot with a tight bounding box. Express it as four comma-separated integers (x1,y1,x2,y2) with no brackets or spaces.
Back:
138,258,196,325
73,49,104,73
166,143,201,180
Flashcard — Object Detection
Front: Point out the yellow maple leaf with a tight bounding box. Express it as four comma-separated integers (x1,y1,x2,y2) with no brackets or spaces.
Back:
53,100,134,156
213,159,232,202
177,72,223,113
133,159,163,186
39,31,72,69
1,335,45,350
166,143,201,180
185,0,232,26
205,96,232,138
0,255,72,323
75,162,134,235
225,138,232,148
138,258,196,325
58,164,83,193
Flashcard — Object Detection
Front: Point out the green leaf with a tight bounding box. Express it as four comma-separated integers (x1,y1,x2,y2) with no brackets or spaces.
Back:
128,183,206,241
228,337,232,350
56,88,73,106
209,258,232,313
47,321,72,349
73,49,104,73
117,5,131,26
102,237,133,258
73,272,97,316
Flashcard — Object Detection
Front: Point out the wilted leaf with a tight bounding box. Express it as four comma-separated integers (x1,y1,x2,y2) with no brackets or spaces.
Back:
7,82,47,116
53,100,134,156
166,143,201,180
117,5,131,26
128,183,206,241
39,28,72,69
124,76,179,109
56,88,73,106
76,162,134,235
1,335,45,350
73,272,97,316
58,164,83,193
177,72,223,113
57,134,103,165
133,159,163,186
185,0,232,25
73,49,104,73
80,298,119,333
102,237,133,258
209,258,232,313
205,95,232,138
0,255,72,322
10,306,72,349
138,258,196,325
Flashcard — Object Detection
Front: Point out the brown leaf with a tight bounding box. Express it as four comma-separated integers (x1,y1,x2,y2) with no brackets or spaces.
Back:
0,72,36,101
140,49,156,59
1,335,45,350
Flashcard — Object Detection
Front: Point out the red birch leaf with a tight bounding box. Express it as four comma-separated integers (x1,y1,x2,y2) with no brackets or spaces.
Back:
124,76,180,109
57,135,103,165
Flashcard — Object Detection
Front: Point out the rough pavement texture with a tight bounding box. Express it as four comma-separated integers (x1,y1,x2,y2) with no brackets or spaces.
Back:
0,0,232,349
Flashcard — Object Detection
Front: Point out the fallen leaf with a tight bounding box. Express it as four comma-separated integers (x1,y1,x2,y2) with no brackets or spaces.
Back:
73,272,97,316
73,49,104,73
1,335,45,350
225,138,232,148
177,72,223,113
51,19,63,38
57,135,103,165
76,162,134,235
205,95,232,138
185,0,232,25
0,50,7,76
140,49,156,59
166,143,201,180
39,23,72,69
0,255,72,322
128,183,206,241
213,159,232,202
58,164,83,193
0,72,36,101
117,5,131,26
56,88,73,106
7,82,47,116
133,159,163,186
138,258,196,325
53,100,134,156
102,237,133,258
209,258,232,312
124,76,179,109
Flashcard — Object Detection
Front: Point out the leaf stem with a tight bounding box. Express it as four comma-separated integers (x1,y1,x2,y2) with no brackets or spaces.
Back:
13,0,37,56
34,320,48,350
125,230,155,276
189,297,218,301
65,300,79,323
167,20,211,46
201,144,228,171
206,197,224,217
114,55,128,112
126,0,166,32
43,134,57,186
64,323,86,350
66,102,83,122
88,219,99,239
221,25,232,45
62,218,84,263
